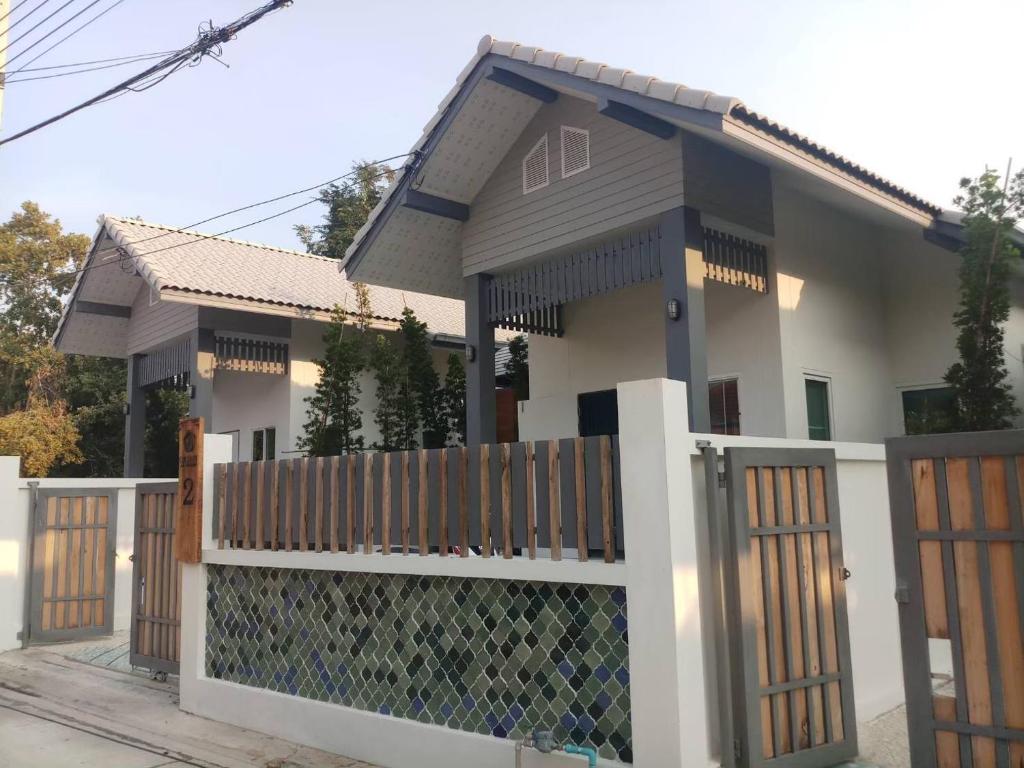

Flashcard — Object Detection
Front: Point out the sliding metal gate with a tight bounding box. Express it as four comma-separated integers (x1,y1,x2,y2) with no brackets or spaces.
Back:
130,482,181,675
28,488,118,644
887,430,1024,767
708,447,858,768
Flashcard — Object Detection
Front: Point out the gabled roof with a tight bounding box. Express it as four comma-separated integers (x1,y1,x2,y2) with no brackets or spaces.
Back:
55,215,511,357
342,35,944,296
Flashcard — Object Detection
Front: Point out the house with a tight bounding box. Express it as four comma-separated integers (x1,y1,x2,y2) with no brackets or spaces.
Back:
53,215,515,474
341,35,1024,445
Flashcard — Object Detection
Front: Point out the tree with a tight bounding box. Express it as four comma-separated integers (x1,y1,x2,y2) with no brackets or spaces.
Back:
443,352,466,445
944,167,1024,431
300,303,368,456
51,356,127,477
294,162,395,260
505,334,530,401
0,354,82,476
145,388,189,477
399,307,448,448
369,333,417,451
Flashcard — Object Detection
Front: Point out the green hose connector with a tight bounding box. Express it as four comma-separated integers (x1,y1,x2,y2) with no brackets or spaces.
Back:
563,744,598,767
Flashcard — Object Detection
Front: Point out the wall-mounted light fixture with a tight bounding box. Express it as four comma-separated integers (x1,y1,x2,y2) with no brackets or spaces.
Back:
465,344,477,362
666,298,682,321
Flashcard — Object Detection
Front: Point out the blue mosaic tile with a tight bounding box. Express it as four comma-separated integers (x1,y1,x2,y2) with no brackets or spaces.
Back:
205,565,632,762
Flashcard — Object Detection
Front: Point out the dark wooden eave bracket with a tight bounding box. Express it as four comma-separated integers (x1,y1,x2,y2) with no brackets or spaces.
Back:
402,189,470,222
598,97,677,139
486,66,558,103
75,300,131,318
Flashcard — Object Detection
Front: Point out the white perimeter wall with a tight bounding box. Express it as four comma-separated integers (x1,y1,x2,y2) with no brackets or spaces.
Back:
0,461,174,651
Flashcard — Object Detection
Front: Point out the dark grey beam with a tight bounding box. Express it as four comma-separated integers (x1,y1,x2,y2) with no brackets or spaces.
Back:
402,189,470,222
661,206,710,432
189,327,215,428
76,300,131,318
124,355,145,477
486,66,558,103
598,97,677,139
464,274,496,446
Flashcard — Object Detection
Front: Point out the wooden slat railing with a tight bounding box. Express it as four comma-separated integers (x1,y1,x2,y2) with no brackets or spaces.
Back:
213,437,624,562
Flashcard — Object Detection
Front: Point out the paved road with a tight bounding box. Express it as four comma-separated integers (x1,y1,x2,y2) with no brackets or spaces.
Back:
0,644,376,768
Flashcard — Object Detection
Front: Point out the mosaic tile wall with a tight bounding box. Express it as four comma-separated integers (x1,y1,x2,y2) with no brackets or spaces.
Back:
205,565,632,762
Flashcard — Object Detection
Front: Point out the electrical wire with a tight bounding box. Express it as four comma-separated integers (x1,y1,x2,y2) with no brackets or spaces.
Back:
0,0,292,147
12,49,173,71
0,0,30,26
0,0,76,54
35,157,410,289
8,0,130,73
4,53,170,83
5,0,106,67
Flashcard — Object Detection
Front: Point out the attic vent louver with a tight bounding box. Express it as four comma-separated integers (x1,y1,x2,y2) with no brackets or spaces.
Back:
522,134,549,194
560,126,590,178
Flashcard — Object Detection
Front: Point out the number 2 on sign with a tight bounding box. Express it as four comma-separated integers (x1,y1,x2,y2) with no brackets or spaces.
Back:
182,477,195,506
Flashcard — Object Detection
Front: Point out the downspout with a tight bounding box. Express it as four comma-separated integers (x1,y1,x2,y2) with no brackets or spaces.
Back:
563,744,598,767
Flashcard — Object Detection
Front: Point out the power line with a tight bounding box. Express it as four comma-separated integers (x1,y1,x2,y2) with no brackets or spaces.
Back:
9,0,130,73
12,49,171,71
5,52,166,82
0,0,292,147
52,156,408,286
5,0,106,67
0,0,30,26
1,0,76,54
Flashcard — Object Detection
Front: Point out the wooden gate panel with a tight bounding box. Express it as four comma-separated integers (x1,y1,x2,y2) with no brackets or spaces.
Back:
130,482,181,675
887,431,1024,768
723,448,858,768
30,490,116,644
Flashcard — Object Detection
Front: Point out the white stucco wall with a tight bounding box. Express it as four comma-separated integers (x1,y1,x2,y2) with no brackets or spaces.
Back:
212,369,291,461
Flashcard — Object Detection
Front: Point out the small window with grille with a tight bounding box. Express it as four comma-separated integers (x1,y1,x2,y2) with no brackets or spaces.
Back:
709,378,741,436
522,134,549,194
560,125,590,178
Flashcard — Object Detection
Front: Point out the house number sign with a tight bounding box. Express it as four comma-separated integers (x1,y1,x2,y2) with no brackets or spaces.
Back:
175,417,204,563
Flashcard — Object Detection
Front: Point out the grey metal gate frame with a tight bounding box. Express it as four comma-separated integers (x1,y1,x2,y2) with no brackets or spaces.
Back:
886,429,1024,767
708,446,858,768
130,481,180,676
27,487,118,645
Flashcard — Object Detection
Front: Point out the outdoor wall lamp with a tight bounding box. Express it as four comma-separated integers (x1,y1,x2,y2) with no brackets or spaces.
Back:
666,298,682,321
466,344,476,362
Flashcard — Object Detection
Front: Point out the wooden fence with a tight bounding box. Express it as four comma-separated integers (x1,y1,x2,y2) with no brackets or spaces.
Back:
214,437,623,562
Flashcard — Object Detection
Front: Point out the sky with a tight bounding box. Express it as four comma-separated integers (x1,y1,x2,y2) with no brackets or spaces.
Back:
1,0,1022,251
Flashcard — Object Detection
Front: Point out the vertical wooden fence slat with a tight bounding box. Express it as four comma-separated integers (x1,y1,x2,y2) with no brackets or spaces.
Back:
600,436,614,562
270,460,280,551
459,447,469,556
574,438,588,562
217,465,227,549
418,449,429,555
558,438,577,551
255,461,265,551
381,453,391,554
548,440,561,560
346,455,356,554
298,458,309,551
363,453,374,554
314,457,324,552
480,444,491,558
401,452,410,554
241,462,252,549
511,442,527,549
439,450,449,556
501,443,513,558
526,442,537,558
330,456,340,552
284,460,294,551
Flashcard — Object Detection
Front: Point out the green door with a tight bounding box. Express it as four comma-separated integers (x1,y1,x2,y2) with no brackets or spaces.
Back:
805,378,831,440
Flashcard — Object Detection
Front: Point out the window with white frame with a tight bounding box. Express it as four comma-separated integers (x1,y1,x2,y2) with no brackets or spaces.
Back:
708,378,740,435
522,134,549,194
560,125,590,178
252,427,276,461
804,376,832,441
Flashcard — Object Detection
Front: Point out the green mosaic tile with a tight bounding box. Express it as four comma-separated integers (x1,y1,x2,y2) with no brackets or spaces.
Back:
205,565,632,762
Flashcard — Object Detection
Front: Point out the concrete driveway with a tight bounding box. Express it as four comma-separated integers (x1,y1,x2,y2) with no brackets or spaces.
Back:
0,642,377,768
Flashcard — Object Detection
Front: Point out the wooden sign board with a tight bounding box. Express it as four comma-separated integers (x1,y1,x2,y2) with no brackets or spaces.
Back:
175,417,204,563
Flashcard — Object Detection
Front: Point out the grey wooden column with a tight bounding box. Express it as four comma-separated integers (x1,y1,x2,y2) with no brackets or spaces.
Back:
464,273,496,446
123,354,146,477
189,327,215,427
660,206,710,432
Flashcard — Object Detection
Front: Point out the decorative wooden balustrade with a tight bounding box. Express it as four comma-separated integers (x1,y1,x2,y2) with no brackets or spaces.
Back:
213,437,623,562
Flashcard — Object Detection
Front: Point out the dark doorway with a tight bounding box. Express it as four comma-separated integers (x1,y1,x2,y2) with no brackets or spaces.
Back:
578,389,619,437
